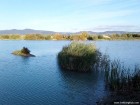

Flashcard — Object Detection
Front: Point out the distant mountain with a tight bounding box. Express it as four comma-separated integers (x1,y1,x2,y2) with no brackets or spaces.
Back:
0,29,55,35
97,31,128,35
0,29,139,35
70,31,140,35
98,31,140,35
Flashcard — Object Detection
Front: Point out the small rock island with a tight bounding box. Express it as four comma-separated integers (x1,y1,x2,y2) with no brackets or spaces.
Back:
12,47,35,57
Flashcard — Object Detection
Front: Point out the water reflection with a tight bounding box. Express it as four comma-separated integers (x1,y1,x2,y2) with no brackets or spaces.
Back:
0,40,139,105
58,67,107,104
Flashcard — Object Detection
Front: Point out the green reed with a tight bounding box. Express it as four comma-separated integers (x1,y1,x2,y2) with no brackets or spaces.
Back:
104,60,140,92
58,42,101,72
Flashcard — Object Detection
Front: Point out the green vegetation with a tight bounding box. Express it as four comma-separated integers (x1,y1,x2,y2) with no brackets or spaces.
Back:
24,34,52,40
21,47,30,54
0,33,140,40
96,53,140,92
58,41,140,90
12,47,35,57
99,54,140,92
109,34,140,40
105,60,140,92
0,34,21,40
58,42,101,72
98,59,140,104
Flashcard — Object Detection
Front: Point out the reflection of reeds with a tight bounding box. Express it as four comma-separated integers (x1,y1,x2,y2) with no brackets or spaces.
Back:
104,59,140,92
58,42,101,72
58,42,140,92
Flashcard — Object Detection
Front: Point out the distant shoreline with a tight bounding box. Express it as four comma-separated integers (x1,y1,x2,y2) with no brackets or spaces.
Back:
0,33,140,41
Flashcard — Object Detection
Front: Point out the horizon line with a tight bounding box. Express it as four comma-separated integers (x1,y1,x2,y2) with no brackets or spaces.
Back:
0,28,140,33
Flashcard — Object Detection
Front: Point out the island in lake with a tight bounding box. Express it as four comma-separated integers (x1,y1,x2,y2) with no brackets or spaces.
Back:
12,47,35,57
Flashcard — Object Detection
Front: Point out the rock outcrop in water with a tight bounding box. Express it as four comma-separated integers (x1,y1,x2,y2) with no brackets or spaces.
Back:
12,47,35,57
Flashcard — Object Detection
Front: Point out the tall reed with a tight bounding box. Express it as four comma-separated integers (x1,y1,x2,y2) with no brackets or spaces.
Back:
58,42,101,72
105,60,140,92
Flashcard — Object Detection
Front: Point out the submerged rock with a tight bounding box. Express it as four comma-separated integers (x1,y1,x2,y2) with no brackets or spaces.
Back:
12,47,35,57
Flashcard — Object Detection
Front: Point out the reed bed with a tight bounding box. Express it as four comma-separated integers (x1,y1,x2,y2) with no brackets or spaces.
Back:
58,42,140,92
99,59,140,104
58,42,101,72
104,59,140,92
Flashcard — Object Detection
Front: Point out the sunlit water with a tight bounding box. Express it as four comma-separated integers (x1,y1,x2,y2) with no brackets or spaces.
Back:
0,40,139,105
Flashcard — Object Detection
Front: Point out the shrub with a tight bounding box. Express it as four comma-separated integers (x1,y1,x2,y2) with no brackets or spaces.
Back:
0,35,10,39
87,35,99,40
132,34,140,38
21,47,30,54
53,33,64,40
92,35,98,40
58,42,101,72
87,36,93,40
12,47,35,57
9,35,21,39
98,35,104,39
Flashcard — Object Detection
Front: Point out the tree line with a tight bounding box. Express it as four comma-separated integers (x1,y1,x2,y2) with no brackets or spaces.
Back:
0,32,140,40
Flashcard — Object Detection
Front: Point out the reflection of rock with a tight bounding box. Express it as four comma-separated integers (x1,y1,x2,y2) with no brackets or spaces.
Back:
12,47,35,57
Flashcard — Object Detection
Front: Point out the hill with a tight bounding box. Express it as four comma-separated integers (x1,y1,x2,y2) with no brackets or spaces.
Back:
0,29,140,35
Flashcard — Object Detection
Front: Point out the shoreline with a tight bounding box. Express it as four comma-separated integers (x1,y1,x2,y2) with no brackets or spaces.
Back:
0,33,140,41
0,39,140,41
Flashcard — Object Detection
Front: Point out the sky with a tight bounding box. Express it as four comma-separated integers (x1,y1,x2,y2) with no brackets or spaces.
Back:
0,0,140,32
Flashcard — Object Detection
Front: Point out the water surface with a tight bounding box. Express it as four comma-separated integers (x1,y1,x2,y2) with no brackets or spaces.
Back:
0,40,139,105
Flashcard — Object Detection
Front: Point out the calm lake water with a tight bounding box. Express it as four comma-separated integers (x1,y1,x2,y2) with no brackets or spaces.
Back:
0,40,140,105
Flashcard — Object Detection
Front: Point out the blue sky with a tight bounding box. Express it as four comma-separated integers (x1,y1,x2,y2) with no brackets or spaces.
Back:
0,0,140,32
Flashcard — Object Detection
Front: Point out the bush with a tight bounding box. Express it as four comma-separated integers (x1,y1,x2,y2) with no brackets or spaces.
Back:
132,34,140,38
87,36,93,40
21,47,30,54
12,47,35,57
58,42,101,72
9,35,21,39
0,35,10,39
53,33,64,40
92,35,98,40
98,35,104,39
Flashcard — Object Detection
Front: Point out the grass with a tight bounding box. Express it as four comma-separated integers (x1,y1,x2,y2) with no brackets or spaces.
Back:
58,42,101,72
104,59,140,92
12,47,35,57
98,58,140,104
97,54,140,92
0,33,140,40
12,50,29,56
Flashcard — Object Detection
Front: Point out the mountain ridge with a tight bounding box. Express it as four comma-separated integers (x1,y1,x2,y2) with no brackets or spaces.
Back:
0,29,140,35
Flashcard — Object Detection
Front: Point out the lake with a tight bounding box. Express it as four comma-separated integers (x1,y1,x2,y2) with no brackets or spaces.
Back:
0,40,140,105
